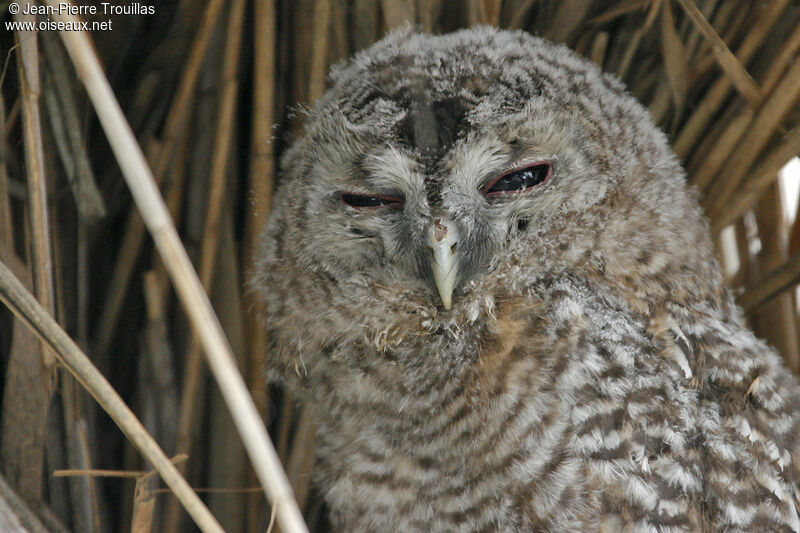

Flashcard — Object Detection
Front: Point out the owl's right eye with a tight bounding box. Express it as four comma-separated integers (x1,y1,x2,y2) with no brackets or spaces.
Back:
340,192,404,209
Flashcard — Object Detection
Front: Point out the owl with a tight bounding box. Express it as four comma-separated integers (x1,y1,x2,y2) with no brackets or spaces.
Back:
255,27,800,532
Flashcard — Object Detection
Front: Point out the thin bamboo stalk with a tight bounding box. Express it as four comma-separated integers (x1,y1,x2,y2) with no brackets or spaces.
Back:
0,259,224,533
48,5,308,532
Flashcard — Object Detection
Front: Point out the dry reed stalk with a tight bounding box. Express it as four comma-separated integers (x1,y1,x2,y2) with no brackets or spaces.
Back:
690,12,796,192
673,0,787,158
758,22,800,98
546,0,593,43
309,0,332,104
711,126,800,232
330,0,350,62
590,31,609,67
731,218,751,289
0,250,45,508
60,379,98,533
660,0,690,117
171,0,246,460
351,0,381,51
468,0,502,26
244,0,277,414
588,0,650,26
14,12,56,372
751,183,800,372
0,259,224,533
0,95,12,247
674,0,761,106
207,221,248,530
705,57,800,215
93,0,226,360
614,0,661,81
682,0,720,60
0,473,52,533
39,31,105,224
418,0,444,30
149,130,192,316
381,0,415,28
53,455,188,479
286,408,316,510
505,0,537,28
2,15,57,513
130,475,156,533
689,108,752,191
163,10,247,533
737,250,800,313
244,4,278,529
47,4,308,532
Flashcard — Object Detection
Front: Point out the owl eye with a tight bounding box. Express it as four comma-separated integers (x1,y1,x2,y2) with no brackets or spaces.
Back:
483,163,551,197
340,192,404,209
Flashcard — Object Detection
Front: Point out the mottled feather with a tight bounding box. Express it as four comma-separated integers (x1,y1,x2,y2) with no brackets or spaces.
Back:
255,27,800,532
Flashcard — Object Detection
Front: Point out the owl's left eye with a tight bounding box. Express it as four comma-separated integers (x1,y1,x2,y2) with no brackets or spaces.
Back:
340,192,404,209
483,163,551,197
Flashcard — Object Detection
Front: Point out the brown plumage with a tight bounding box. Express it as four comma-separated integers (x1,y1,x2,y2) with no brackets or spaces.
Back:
255,27,800,531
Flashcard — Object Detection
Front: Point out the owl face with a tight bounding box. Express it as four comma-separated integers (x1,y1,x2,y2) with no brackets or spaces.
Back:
257,27,716,366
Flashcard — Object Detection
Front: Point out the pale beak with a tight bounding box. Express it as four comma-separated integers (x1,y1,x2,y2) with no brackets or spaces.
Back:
427,219,460,310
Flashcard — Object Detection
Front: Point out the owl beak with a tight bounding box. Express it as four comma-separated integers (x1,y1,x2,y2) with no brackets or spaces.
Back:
427,219,460,310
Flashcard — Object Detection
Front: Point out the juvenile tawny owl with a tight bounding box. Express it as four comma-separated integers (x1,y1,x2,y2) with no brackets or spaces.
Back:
255,27,800,531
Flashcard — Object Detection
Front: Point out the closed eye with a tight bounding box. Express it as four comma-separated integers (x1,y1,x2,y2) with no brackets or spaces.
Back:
482,163,551,197
340,192,404,209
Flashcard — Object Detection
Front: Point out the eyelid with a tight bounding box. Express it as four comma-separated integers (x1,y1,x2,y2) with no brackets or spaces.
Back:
339,191,405,209
481,161,552,197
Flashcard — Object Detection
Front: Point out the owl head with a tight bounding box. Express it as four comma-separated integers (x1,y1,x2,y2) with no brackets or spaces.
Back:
255,26,723,379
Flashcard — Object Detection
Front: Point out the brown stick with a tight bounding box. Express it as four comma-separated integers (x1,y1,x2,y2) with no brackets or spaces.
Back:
244,2,278,531
674,0,761,107
308,0,332,104
673,0,787,158
130,475,156,533
48,5,308,532
171,0,247,478
92,0,226,360
750,183,800,372
705,58,800,216
0,259,225,533
737,250,800,313
710,127,800,232
15,11,57,373
166,9,249,532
